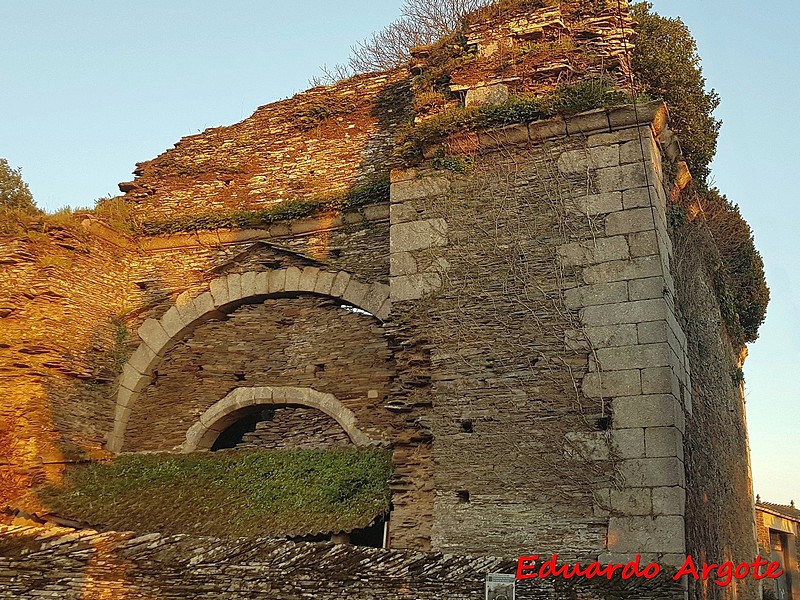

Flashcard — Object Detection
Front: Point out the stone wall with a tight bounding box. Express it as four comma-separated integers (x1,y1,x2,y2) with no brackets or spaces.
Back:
385,102,692,561
125,296,394,452
228,407,354,451
0,226,129,510
671,198,760,600
0,524,684,600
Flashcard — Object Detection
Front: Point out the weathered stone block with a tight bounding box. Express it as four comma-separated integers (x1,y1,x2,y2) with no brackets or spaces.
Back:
174,289,195,312
652,486,686,516
581,298,666,326
607,102,666,130
595,343,670,371
268,269,287,293
226,273,243,301
118,363,150,394
239,271,259,298
593,488,611,517
564,329,589,351
587,127,648,147
582,256,662,285
375,299,392,321
595,162,654,193
557,145,618,175
137,318,170,356
565,108,610,135
607,515,685,553
390,176,450,203
465,83,509,107
558,236,629,267
362,203,388,222
584,323,638,348
127,344,157,376
645,427,683,459
209,277,231,307
313,270,336,297
160,306,189,338
298,267,320,292
250,271,269,296
610,488,651,515
641,366,679,395
390,202,418,224
637,321,667,344
566,192,623,216
622,187,658,209
390,218,448,253
477,124,529,149
612,428,645,459
627,231,659,258
563,281,628,309
619,139,646,165
391,273,442,302
191,291,216,318
342,279,370,309
605,207,656,236
390,251,417,277
528,116,567,141
612,394,680,429
362,283,390,317
628,276,665,301
116,387,139,413
565,431,609,461
284,266,301,291
618,457,685,488
330,271,351,298
582,369,641,398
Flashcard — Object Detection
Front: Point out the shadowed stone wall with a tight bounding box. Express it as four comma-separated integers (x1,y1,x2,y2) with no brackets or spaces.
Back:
386,103,692,564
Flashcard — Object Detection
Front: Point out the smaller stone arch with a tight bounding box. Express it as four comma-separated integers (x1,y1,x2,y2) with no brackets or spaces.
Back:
180,386,377,452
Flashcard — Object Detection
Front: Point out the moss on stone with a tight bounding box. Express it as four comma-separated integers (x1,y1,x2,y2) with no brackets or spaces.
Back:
138,176,390,236
38,449,392,538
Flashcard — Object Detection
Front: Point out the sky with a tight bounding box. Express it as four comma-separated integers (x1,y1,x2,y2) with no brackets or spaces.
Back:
1,1,798,504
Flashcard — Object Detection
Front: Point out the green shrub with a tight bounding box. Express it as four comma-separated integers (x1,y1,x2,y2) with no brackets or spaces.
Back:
700,189,769,342
631,2,721,185
396,78,632,164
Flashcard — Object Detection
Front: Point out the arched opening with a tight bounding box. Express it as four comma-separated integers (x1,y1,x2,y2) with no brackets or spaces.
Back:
209,404,354,451
180,386,376,453
109,267,391,454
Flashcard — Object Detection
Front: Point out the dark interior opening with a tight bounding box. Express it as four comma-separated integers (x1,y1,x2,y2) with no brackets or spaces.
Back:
210,407,274,451
349,515,385,548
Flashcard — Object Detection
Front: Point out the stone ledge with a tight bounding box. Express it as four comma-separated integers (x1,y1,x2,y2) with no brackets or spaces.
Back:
80,205,391,251
433,101,667,156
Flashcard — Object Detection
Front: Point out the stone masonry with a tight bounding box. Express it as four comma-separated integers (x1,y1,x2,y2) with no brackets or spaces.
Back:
387,102,691,564
0,2,760,598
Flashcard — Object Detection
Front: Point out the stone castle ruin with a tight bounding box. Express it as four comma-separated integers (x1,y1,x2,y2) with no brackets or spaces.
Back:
0,2,762,598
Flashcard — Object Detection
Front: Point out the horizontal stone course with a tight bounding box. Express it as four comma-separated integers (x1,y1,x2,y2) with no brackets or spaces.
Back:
581,298,667,326
582,256,662,285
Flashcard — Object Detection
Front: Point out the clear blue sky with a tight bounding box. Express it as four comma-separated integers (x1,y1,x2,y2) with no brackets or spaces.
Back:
2,1,798,504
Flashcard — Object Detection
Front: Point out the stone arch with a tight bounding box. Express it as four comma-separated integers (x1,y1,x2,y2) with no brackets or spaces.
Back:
180,386,376,452
108,267,390,453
